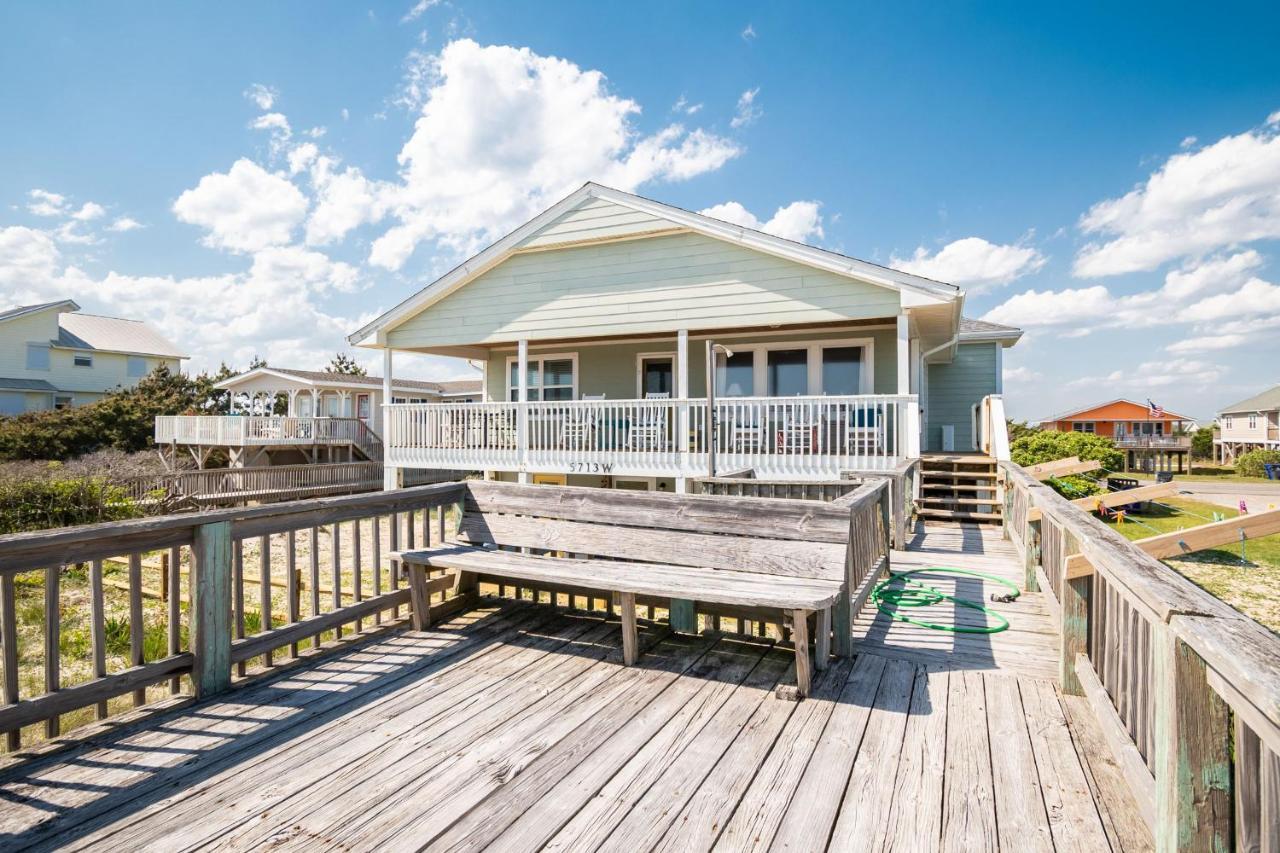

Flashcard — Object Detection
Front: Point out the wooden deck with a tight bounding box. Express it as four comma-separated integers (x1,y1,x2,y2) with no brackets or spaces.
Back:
0,525,1150,852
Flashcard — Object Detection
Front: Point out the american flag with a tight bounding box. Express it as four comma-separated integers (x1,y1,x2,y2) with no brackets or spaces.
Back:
1147,398,1164,418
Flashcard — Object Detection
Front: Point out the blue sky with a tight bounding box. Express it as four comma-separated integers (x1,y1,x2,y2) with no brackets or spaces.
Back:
2,2,1279,421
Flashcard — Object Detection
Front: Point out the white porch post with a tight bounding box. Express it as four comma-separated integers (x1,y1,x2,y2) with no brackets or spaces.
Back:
676,329,689,492
898,313,920,458
382,348,401,490
517,338,530,484
286,390,298,417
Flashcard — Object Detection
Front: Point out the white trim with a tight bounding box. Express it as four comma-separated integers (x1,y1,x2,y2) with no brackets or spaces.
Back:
214,365,447,397
347,183,960,347
712,336,875,397
995,343,1003,394
613,476,658,491
490,323,900,354
505,351,579,402
634,351,677,397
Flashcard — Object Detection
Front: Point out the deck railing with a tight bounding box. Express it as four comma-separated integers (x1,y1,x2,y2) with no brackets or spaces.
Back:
384,394,919,477
1113,435,1191,449
0,483,466,752
155,416,384,459
1001,460,1280,847
119,462,462,507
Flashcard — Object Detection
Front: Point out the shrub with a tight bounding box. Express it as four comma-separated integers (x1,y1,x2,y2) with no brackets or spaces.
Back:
1191,426,1215,460
1010,430,1124,472
1236,449,1280,478
0,474,142,534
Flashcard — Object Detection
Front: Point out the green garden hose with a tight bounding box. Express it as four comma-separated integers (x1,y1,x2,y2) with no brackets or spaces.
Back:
872,567,1020,634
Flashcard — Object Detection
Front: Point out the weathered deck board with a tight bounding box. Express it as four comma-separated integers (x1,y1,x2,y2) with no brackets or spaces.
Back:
0,524,1151,852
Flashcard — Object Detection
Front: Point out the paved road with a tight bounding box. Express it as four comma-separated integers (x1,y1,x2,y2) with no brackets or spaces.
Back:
1134,478,1280,509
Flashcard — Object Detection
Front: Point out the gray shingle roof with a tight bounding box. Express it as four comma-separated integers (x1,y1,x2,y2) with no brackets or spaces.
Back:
0,300,78,324
56,313,187,359
1219,385,1280,415
0,377,59,392
959,317,1022,336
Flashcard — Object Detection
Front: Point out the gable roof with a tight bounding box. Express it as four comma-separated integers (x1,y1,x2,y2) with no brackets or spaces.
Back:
1219,385,1280,415
348,182,962,347
214,366,481,396
0,300,79,324
1040,398,1194,423
55,312,187,359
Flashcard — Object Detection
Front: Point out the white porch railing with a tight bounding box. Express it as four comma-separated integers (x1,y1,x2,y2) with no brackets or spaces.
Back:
979,394,1011,461
154,416,383,458
384,395,919,478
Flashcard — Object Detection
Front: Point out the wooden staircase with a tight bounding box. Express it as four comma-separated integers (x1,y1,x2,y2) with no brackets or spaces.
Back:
917,454,1002,523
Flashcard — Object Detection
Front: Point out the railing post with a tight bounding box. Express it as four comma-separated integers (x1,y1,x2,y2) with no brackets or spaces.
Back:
1059,530,1089,696
1153,625,1233,851
904,397,920,459
191,521,233,698
1024,517,1041,592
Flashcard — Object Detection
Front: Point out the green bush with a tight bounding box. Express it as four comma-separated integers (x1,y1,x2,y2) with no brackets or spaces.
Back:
1010,430,1124,471
0,475,142,534
1191,426,1215,460
1236,449,1280,478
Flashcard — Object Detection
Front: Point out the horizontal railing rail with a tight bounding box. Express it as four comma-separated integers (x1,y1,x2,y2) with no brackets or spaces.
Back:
384,395,919,477
0,482,466,753
1113,435,1192,449
118,462,459,507
1000,460,1280,846
155,416,383,454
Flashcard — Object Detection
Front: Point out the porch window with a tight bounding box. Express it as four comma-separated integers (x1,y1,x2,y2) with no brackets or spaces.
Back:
508,356,575,401
767,349,807,396
1072,422,1096,433
821,346,863,395
640,357,674,397
716,351,755,397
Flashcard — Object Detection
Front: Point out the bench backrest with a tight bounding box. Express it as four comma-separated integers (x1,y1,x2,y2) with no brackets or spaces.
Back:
456,480,859,582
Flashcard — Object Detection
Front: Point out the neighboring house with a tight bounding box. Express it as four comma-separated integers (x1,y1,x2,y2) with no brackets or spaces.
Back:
1215,385,1280,464
1039,398,1195,473
344,182,1022,491
0,299,186,415
154,366,482,468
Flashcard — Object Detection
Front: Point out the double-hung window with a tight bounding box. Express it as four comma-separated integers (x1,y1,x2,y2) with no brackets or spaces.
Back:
1249,414,1259,430
508,356,575,401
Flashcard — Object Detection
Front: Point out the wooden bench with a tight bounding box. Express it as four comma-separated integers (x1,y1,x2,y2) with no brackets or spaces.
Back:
396,480,883,698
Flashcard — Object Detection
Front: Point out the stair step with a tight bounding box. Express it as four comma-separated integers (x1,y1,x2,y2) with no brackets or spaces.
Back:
922,484,999,492
922,471,997,480
918,496,1001,506
916,508,1003,522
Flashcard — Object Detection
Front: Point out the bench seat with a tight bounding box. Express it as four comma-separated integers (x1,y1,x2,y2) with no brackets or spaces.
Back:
396,543,843,696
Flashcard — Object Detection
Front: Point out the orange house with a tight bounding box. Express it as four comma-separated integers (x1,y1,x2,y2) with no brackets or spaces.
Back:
1039,398,1195,473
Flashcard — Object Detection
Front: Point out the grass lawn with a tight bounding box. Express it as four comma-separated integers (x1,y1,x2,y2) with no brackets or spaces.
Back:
1099,496,1280,633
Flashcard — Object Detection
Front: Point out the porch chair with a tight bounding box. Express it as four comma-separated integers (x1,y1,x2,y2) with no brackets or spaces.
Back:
628,397,670,451
560,394,604,450
844,405,883,456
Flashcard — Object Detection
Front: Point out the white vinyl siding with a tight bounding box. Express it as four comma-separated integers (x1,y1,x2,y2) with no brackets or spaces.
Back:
387,231,903,349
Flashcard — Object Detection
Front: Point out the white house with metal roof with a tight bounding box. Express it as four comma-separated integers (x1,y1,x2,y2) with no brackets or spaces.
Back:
1216,385,1280,464
344,182,1022,491
153,366,481,468
0,300,186,415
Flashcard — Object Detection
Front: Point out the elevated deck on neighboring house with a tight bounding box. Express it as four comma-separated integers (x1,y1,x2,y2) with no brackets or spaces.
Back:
0,524,1148,852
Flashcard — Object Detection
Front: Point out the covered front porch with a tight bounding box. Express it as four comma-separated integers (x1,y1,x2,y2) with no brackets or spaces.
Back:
379,318,931,484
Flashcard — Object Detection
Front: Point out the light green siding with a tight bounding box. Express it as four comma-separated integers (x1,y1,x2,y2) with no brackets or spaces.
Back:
516,197,674,250
484,327,898,401
924,342,999,452
388,231,903,349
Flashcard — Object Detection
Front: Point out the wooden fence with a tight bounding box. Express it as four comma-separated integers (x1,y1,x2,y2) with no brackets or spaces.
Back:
1000,461,1280,849
0,483,468,751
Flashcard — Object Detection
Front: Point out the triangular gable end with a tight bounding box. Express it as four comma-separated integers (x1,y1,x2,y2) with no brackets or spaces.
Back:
348,183,960,347
515,195,681,251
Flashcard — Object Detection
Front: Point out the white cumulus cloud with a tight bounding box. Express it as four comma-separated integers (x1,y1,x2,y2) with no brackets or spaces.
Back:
1166,334,1247,354
244,83,278,111
891,237,1045,292
366,39,741,269
700,200,824,243
107,216,143,233
27,189,69,217
173,158,309,253
1074,112,1280,277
